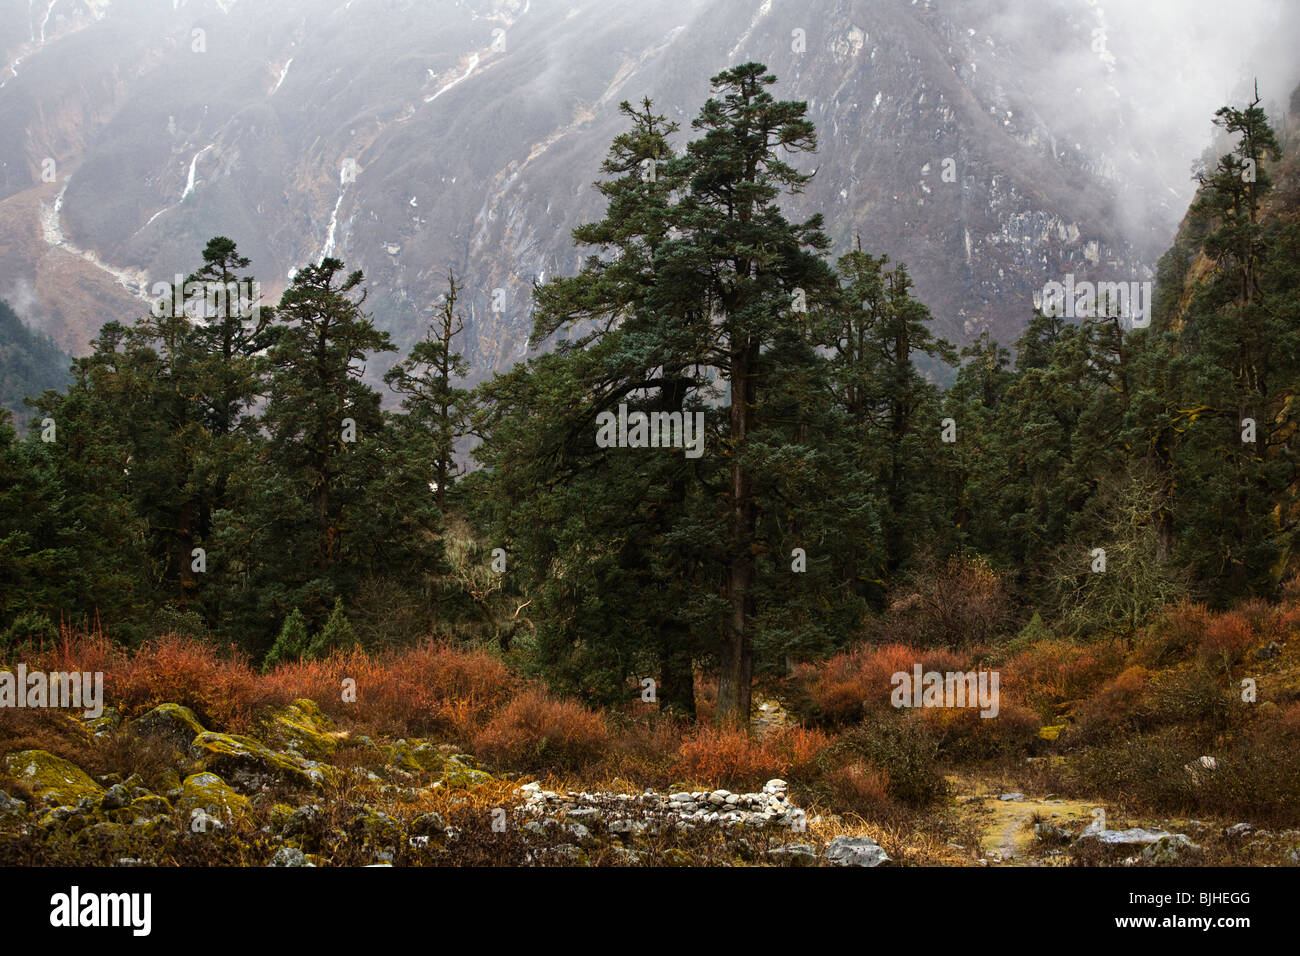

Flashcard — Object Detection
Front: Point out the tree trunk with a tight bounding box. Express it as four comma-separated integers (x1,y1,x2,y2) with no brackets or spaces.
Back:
718,338,757,726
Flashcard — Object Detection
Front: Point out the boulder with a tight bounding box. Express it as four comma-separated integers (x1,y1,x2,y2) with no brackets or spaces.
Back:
177,771,252,823
385,739,446,773
128,794,173,820
265,699,342,761
3,750,104,808
129,703,207,751
191,730,341,790
1184,755,1218,785
409,812,447,836
0,789,28,819
280,804,324,841
437,756,493,789
767,843,819,866
349,808,403,849
1034,822,1073,844
85,707,122,737
268,846,314,867
561,822,590,842
99,783,132,811
538,843,588,865
1076,826,1171,848
1141,834,1204,866
824,834,892,867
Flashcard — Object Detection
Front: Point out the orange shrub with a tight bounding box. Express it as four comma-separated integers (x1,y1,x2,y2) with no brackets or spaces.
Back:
107,634,279,731
32,623,115,677
16,626,287,731
1099,664,1149,704
593,714,688,785
1072,665,1151,740
1235,598,1276,637
675,724,829,790
18,628,522,739
1198,610,1256,668
263,640,516,739
766,726,832,777
675,725,768,789
1137,600,1214,664
472,688,609,771
825,760,893,819
914,695,1041,758
1001,638,1126,716
792,643,965,725
1271,600,1300,639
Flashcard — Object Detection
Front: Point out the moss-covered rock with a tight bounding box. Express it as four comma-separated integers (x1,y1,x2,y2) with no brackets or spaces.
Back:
349,808,403,848
129,703,207,751
128,794,173,819
3,750,104,808
265,699,344,761
177,771,252,823
85,707,122,736
268,802,296,833
437,756,493,789
191,731,341,791
99,782,133,811
39,805,98,831
156,767,183,798
0,789,28,820
72,820,135,848
1141,833,1204,866
537,843,589,865
268,846,314,867
279,804,324,847
409,811,447,836
385,738,447,773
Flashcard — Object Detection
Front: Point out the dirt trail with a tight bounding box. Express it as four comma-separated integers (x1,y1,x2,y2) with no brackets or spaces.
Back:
949,774,1100,865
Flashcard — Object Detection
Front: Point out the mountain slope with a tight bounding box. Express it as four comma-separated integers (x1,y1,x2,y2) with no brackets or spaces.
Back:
0,0,1293,380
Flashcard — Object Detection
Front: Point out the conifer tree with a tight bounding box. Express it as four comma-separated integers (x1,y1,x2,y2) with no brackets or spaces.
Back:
384,268,473,513
262,608,310,672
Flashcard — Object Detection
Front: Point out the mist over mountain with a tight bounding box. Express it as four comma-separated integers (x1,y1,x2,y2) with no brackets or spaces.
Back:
1,0,1295,381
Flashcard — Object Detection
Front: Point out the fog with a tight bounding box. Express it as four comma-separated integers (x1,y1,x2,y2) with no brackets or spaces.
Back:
958,0,1298,254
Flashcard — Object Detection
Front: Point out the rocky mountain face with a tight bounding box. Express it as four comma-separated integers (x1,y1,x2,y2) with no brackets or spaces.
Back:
0,0,1291,383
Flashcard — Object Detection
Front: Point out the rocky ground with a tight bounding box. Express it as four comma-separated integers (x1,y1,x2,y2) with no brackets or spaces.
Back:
3,697,1297,866
0,698,892,867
